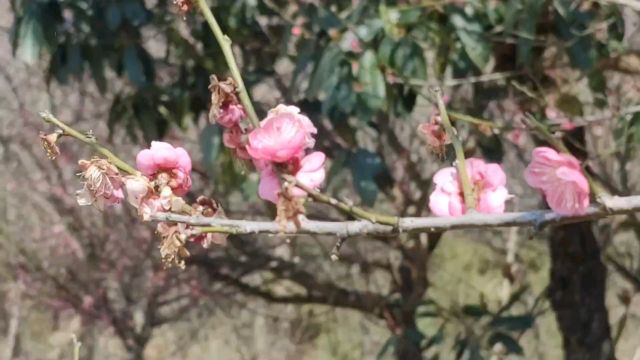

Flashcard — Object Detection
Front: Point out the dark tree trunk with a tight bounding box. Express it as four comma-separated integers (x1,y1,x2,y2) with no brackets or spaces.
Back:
548,221,615,360
394,312,423,360
388,233,441,360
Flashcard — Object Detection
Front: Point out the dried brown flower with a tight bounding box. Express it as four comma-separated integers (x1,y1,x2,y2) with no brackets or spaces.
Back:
275,188,306,232
208,75,240,124
39,131,61,160
191,196,228,247
418,121,449,157
157,223,190,269
76,158,125,209
173,0,193,14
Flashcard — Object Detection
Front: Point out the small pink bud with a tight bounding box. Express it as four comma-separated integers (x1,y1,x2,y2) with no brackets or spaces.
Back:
291,26,303,37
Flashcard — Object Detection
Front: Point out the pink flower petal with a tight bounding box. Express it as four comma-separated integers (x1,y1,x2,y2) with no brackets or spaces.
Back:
258,169,281,204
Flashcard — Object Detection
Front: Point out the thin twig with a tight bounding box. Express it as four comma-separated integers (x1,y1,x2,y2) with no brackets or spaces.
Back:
194,0,260,127
281,174,399,226
39,111,138,175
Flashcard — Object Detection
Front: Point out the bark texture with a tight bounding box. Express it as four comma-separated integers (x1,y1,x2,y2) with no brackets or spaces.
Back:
548,221,614,360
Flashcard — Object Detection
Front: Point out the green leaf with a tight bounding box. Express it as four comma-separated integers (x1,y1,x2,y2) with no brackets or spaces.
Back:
308,45,343,98
391,39,427,80
448,7,492,71
349,150,387,206
16,11,45,64
555,93,583,117
396,7,423,25
106,2,123,30
314,7,343,31
377,36,396,66
122,0,149,26
123,46,145,86
199,124,222,174
355,19,384,42
553,0,596,70
66,43,84,78
122,46,154,87
516,0,545,65
461,304,490,318
487,332,524,355
85,46,107,93
358,49,386,111
489,315,535,332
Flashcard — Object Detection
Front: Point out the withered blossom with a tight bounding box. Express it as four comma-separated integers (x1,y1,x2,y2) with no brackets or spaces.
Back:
76,158,125,209
208,75,241,124
191,196,228,247
418,121,449,157
157,223,190,269
173,0,192,14
275,187,306,232
39,131,61,160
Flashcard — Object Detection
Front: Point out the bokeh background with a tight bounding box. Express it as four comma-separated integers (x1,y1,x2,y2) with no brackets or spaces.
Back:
1,0,640,359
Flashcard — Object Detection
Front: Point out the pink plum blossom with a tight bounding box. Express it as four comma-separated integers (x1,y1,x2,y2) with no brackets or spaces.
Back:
429,158,510,217
246,109,309,163
257,152,327,204
524,147,590,215
258,167,281,204
217,103,245,128
264,105,317,149
124,176,151,208
290,151,327,197
223,125,251,160
125,176,179,221
136,141,192,195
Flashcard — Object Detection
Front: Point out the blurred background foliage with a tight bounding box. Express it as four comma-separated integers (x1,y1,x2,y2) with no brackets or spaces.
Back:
4,0,640,359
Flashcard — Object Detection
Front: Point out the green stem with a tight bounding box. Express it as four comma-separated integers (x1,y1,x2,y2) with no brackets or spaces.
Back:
434,89,476,210
40,111,138,175
449,111,503,129
281,174,399,226
195,0,260,128
194,226,240,234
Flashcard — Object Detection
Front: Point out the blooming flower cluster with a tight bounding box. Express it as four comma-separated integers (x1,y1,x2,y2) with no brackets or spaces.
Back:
43,73,599,270
429,158,510,217
246,105,325,204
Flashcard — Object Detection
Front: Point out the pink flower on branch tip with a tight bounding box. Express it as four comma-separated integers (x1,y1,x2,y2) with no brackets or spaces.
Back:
136,141,192,196
246,105,317,163
429,158,510,217
257,152,327,204
76,158,125,209
524,147,590,215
